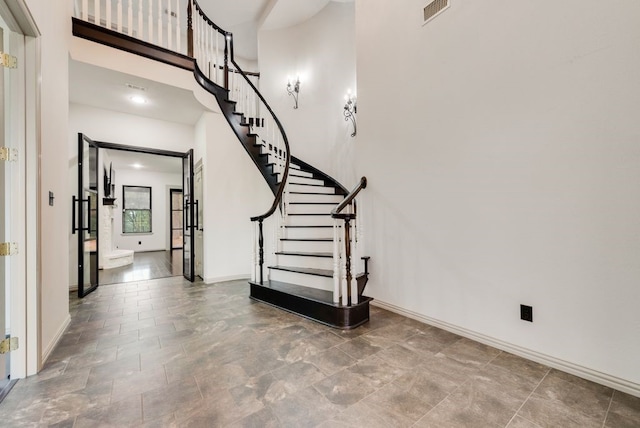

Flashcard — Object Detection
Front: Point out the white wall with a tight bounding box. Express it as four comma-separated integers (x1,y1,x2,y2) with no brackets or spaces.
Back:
68,103,194,286
355,0,640,393
195,111,273,284
258,2,357,186
112,168,182,252
22,0,73,364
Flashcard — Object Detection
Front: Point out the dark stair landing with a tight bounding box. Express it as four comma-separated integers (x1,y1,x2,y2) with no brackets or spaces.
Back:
249,280,372,329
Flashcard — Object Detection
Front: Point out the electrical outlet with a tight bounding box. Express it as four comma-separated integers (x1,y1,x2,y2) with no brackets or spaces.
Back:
520,305,533,322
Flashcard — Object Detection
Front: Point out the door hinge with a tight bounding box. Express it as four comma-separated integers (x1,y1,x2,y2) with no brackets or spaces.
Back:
0,337,18,354
0,147,18,162
0,52,17,69
0,242,18,257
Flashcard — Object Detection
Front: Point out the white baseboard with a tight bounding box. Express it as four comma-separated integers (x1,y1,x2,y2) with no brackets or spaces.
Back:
41,314,71,365
204,274,250,284
372,299,640,398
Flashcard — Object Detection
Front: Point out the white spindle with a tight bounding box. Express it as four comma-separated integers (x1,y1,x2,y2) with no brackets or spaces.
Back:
215,31,220,85
167,0,172,50
176,0,181,54
333,220,340,303
106,0,112,31
117,0,122,32
138,0,143,41
273,212,278,259
251,222,256,282
157,0,163,48
206,25,211,79
350,221,358,304
148,0,153,43
94,0,100,25
340,224,348,306
127,0,133,36
82,0,88,21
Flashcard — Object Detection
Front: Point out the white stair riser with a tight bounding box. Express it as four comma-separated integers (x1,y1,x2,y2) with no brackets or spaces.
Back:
288,184,335,194
287,204,336,214
281,240,334,253
287,214,333,226
283,228,334,239
288,193,343,203
288,176,325,186
269,269,334,291
277,254,334,270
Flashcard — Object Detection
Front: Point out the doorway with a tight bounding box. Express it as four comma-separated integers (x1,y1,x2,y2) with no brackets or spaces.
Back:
74,136,197,295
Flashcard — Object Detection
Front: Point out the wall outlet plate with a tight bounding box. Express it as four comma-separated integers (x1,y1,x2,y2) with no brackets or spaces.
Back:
520,304,533,322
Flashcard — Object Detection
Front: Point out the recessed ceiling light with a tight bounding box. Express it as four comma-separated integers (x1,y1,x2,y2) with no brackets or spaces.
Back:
130,95,147,105
131,163,143,169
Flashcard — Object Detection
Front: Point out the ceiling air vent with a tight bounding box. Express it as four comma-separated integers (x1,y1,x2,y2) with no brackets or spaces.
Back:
423,0,450,25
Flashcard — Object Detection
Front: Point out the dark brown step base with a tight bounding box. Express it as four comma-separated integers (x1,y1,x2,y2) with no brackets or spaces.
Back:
249,280,372,329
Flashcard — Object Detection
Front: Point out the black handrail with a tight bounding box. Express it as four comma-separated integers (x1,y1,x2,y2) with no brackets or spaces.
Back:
331,177,367,219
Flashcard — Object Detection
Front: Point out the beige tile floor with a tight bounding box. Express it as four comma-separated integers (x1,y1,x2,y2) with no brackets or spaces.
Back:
0,277,638,427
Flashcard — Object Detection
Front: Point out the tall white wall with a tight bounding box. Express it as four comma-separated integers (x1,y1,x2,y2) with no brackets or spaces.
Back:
195,111,273,284
355,0,640,393
23,0,73,364
258,2,357,186
112,168,182,252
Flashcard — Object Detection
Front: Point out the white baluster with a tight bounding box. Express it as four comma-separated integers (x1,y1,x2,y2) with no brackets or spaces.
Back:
251,221,256,282
206,25,211,79
273,211,279,261
148,0,153,43
157,0,163,48
340,223,348,306
138,0,143,41
106,0,112,30
117,0,122,32
349,220,358,305
82,0,88,21
94,0,100,25
167,0,172,50
215,31,220,85
333,219,340,303
175,0,181,53
127,0,133,36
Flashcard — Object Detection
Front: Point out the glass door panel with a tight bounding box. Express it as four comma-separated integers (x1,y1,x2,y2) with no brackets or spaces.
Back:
182,149,195,281
170,189,183,250
76,133,99,297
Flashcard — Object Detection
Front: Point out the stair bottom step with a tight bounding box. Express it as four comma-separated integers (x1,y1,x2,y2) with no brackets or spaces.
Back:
249,280,372,329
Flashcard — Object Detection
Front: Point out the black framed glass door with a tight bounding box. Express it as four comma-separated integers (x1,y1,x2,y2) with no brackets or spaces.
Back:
75,133,99,297
170,189,183,250
182,149,195,281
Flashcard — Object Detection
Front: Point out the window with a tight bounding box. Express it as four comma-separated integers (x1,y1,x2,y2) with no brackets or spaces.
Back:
122,186,152,233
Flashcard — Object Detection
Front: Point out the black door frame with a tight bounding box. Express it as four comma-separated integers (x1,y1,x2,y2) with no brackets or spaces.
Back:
77,138,196,288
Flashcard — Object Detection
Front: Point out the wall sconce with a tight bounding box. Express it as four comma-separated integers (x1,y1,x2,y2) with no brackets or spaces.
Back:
287,76,300,109
344,91,357,137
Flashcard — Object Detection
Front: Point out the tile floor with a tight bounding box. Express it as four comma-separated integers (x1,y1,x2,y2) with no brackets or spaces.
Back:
99,250,183,285
0,277,638,427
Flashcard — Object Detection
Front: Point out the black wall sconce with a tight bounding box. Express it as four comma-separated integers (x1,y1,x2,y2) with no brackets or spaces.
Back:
287,76,300,109
344,91,357,137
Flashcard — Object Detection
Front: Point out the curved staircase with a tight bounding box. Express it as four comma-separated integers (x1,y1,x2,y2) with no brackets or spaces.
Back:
72,0,371,328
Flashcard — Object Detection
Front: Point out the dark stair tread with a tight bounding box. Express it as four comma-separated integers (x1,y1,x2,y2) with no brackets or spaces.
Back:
290,202,337,205
281,238,333,241
284,225,333,228
269,266,333,277
276,251,332,258
288,213,330,216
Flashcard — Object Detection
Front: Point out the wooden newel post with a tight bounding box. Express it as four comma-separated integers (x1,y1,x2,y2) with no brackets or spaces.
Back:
258,219,264,284
187,0,193,57
344,217,352,306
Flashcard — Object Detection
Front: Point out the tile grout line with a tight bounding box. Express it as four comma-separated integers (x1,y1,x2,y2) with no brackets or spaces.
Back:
601,389,615,428
503,367,551,427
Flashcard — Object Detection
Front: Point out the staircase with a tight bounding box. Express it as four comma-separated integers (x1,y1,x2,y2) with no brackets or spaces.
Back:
72,0,372,329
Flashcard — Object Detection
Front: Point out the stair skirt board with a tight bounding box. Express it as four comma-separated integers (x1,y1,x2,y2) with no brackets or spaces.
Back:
250,281,372,329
